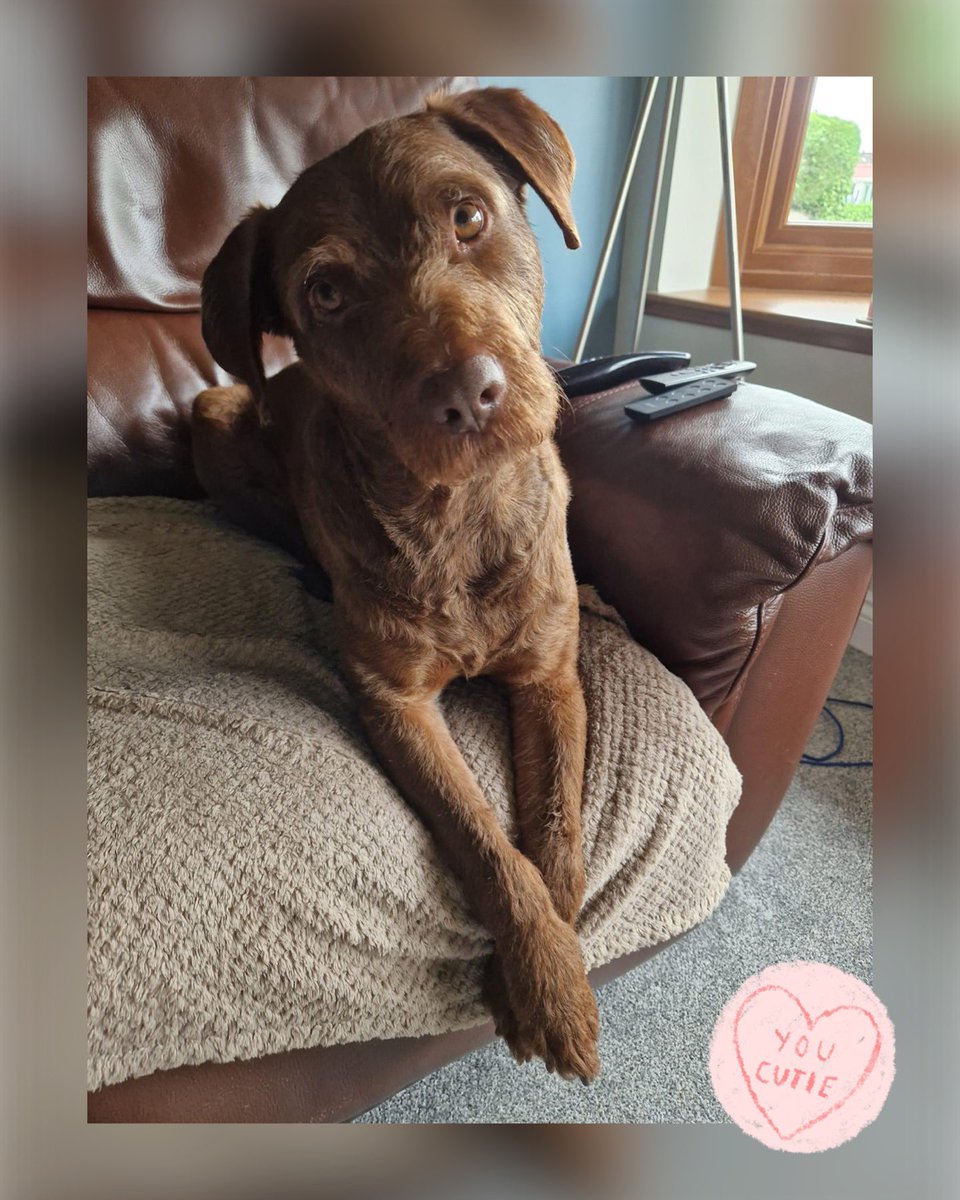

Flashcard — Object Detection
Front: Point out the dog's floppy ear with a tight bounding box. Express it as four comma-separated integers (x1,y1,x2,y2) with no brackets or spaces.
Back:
201,205,287,418
428,87,580,250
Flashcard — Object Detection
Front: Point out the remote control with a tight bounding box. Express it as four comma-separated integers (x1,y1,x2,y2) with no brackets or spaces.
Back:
624,377,738,423
639,359,756,394
555,351,691,398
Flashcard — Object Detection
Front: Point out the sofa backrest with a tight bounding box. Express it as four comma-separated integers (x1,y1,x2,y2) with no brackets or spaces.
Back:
87,76,476,495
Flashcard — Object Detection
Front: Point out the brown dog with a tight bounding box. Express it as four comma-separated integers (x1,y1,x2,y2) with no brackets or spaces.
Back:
193,86,599,1082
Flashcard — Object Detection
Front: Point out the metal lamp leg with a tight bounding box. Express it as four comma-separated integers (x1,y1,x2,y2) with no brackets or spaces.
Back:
631,76,678,353
574,76,744,365
572,77,660,363
717,76,745,361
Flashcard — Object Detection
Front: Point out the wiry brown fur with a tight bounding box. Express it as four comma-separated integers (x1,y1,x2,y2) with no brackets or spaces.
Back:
193,88,599,1081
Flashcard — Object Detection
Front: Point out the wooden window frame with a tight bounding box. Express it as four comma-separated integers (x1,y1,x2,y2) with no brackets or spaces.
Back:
711,77,872,295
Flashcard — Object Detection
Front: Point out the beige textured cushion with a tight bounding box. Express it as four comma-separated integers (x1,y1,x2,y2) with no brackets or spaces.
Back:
88,498,740,1091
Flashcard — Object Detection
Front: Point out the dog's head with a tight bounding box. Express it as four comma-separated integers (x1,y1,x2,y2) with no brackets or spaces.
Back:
201,87,579,486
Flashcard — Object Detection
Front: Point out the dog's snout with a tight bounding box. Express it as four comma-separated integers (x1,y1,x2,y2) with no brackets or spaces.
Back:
423,354,506,434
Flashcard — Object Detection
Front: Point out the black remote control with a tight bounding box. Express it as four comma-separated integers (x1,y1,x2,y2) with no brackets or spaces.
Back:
625,377,738,423
555,351,691,398
639,359,756,394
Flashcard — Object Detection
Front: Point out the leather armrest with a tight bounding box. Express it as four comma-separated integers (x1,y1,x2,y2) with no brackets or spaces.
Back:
556,380,873,720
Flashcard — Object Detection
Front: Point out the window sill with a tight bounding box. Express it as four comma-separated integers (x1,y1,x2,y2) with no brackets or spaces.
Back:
646,287,872,356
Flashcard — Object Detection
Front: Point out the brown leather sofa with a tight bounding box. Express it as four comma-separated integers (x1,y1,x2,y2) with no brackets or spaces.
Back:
86,76,873,1123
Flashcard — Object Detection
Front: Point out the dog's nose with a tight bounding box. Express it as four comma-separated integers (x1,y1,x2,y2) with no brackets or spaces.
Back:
423,354,506,433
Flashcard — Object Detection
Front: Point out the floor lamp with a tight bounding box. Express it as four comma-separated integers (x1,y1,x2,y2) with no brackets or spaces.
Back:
572,77,745,364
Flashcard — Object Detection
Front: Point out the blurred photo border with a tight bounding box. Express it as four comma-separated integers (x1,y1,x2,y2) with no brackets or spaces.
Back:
2,2,957,1197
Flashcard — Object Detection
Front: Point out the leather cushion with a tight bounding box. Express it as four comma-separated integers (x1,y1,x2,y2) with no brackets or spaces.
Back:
556,380,873,717
87,309,295,497
88,75,476,310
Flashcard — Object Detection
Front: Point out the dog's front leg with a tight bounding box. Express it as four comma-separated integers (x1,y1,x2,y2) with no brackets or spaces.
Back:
357,692,599,1082
507,666,588,925
481,662,591,1075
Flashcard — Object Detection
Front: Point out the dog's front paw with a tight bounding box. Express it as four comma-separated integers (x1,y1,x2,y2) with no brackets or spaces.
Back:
483,953,531,1062
495,919,600,1083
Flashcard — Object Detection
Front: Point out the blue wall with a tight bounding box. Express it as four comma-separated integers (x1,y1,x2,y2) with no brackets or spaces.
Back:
480,76,640,360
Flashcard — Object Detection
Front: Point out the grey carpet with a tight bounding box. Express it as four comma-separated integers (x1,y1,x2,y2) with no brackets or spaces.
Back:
356,645,872,1124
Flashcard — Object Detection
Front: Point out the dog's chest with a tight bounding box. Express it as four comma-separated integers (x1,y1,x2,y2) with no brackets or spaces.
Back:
388,531,534,652
297,440,568,680
367,503,555,677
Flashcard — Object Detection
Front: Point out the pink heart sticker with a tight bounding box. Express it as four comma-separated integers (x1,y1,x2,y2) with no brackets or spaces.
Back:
733,985,881,1140
710,962,895,1152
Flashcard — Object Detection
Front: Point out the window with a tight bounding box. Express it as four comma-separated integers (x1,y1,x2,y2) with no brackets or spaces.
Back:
711,77,873,294
789,77,873,226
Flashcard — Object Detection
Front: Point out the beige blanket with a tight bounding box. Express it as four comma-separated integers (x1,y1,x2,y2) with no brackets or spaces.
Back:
87,497,740,1091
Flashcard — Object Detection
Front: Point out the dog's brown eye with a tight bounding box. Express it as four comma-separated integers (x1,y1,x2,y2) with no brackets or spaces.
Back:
308,278,342,313
453,202,485,242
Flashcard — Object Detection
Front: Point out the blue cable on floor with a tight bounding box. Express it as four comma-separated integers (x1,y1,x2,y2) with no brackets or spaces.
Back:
800,697,873,769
